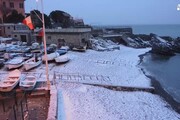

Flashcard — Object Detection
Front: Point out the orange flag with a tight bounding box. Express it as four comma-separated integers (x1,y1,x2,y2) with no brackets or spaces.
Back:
38,28,44,37
23,16,34,30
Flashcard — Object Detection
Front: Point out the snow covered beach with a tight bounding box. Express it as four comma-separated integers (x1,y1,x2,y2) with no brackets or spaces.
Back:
54,45,180,120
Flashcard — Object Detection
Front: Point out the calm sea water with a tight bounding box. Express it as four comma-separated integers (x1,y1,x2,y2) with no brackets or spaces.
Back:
131,24,180,38
140,53,180,103
93,24,180,38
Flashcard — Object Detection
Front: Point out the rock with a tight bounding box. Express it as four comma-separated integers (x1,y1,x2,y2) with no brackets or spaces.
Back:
172,37,180,53
150,34,175,56
121,34,150,48
90,38,120,51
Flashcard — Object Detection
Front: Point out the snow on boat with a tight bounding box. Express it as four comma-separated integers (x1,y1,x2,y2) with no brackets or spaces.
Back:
42,52,59,62
0,69,21,92
19,75,36,91
55,54,69,63
5,57,24,70
24,57,42,71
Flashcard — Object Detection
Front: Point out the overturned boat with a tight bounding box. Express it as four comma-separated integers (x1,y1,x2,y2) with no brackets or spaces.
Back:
42,52,59,62
5,57,24,70
55,54,70,63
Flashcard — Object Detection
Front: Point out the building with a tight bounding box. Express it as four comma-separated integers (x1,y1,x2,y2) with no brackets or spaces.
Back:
0,23,92,48
0,23,32,45
44,28,91,48
0,0,25,23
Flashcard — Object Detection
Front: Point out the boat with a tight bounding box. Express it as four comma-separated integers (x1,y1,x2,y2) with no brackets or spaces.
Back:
5,57,24,70
24,57,42,71
56,49,67,55
19,75,37,91
42,52,59,62
0,69,21,92
72,44,87,52
55,54,70,63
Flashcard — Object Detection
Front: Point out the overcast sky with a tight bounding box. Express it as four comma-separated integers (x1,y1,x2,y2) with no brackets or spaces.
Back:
25,0,180,25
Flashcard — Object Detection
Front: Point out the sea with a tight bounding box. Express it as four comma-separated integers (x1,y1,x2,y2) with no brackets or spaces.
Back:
93,24,180,38
94,24,180,103
140,53,180,103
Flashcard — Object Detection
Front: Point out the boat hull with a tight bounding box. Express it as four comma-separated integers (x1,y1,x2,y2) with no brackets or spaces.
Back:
0,81,19,92
19,76,36,91
24,60,42,71
0,69,21,92
5,63,23,70
55,55,69,63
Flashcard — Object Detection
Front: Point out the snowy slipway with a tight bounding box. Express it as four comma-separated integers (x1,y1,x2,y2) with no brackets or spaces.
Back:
53,45,180,120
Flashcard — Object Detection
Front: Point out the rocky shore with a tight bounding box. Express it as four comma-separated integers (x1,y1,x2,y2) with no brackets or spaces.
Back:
92,27,180,56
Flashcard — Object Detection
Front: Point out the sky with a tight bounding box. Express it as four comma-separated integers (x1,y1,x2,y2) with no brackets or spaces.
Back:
25,0,180,25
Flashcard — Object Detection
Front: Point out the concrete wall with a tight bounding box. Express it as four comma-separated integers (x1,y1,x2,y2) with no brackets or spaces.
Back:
46,32,90,47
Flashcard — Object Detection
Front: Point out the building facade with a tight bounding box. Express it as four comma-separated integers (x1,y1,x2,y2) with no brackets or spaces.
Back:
2,26,91,48
0,23,33,45
44,28,91,48
0,0,25,23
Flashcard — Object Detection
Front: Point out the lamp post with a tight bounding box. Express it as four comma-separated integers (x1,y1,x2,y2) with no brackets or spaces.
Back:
40,0,50,90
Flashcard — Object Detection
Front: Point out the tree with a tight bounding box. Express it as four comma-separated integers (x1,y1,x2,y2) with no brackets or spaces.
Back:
4,10,24,23
49,10,74,28
30,10,52,28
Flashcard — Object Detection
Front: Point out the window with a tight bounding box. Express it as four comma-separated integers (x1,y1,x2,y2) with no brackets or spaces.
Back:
14,35,17,37
10,2,14,8
3,2,6,7
19,3,24,8
8,27,10,29
81,38,86,43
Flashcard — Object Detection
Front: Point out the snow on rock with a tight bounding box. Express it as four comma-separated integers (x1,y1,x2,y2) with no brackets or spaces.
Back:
58,83,180,120
90,38,120,51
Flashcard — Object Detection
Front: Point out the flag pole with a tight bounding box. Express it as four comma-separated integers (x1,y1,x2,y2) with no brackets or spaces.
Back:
40,0,50,90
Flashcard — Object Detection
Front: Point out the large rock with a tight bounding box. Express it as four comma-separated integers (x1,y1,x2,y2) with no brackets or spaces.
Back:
150,34,175,56
172,37,180,53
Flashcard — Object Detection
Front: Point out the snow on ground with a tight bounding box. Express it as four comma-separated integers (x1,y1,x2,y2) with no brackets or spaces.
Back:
55,45,180,120
58,83,180,120
54,45,151,87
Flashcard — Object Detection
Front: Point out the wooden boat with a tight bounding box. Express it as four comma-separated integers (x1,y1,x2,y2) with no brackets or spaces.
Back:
24,57,42,71
42,52,59,62
5,57,24,70
19,75,36,91
0,69,21,92
55,54,69,63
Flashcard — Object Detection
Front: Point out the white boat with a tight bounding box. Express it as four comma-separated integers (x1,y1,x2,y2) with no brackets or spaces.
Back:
24,57,42,71
19,75,36,91
42,52,59,62
0,69,21,92
55,54,69,63
5,57,24,70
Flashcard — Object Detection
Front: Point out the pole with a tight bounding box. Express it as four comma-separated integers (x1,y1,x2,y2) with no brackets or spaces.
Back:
40,0,50,90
